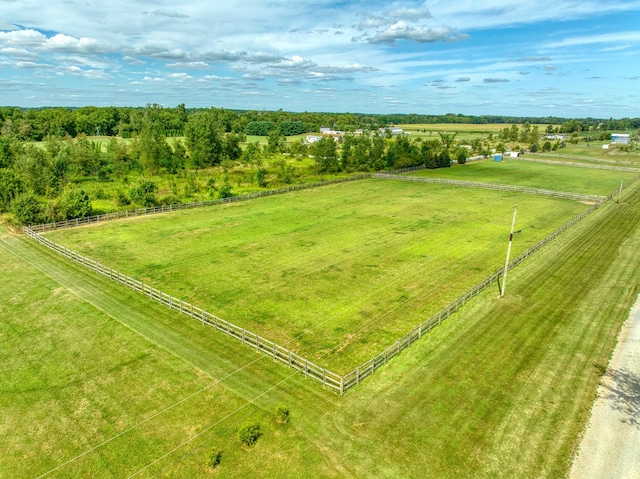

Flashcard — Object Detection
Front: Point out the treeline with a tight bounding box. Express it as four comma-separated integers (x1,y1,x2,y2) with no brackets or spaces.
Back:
2,104,638,142
0,106,474,226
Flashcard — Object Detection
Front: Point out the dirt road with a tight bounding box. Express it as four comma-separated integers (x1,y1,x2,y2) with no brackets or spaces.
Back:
570,294,640,479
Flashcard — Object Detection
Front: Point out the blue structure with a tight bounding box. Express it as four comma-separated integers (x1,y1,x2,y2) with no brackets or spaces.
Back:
494,154,503,162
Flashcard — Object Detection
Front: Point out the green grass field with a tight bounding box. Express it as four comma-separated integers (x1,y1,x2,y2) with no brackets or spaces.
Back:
44,179,588,371
3,176,639,477
410,158,638,196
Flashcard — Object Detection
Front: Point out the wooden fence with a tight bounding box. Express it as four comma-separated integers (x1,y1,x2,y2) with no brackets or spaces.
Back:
514,157,640,173
339,181,638,391
372,173,606,203
28,175,371,234
23,227,345,393
529,153,640,167
23,172,637,394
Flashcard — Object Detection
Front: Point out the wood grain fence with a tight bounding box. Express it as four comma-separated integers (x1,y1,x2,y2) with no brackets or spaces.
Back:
528,153,640,167
372,173,606,203
339,181,640,391
23,172,637,394
514,157,640,172
28,175,371,234
23,227,345,393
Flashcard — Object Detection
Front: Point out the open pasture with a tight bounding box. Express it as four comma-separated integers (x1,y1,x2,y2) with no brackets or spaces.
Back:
409,158,638,196
4,179,639,477
45,178,587,371
395,123,545,141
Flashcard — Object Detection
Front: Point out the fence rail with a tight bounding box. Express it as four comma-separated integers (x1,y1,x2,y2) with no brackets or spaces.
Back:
528,152,640,167
514,157,640,172
28,175,371,233
372,173,606,203
340,186,633,390
23,227,344,393
23,171,637,394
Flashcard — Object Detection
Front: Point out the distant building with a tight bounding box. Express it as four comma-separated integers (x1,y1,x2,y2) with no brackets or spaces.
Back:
379,127,404,136
545,134,568,140
494,154,503,162
508,151,519,158
306,135,322,144
611,133,631,144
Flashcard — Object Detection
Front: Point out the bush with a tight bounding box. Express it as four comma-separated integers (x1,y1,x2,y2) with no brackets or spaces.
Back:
245,121,277,136
238,422,261,446
129,179,158,207
10,193,43,225
207,448,222,468
275,405,290,423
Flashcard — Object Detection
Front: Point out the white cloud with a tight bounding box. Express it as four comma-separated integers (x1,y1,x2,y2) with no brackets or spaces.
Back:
0,29,47,47
168,72,192,80
368,22,469,44
545,31,640,48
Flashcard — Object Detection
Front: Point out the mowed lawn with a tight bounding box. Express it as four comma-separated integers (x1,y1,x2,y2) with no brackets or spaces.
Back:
45,179,586,371
3,179,639,477
0,228,336,478
409,158,638,196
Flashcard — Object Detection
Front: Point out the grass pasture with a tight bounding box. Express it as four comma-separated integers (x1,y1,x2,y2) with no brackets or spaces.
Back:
3,177,639,477
410,158,639,196
44,178,588,371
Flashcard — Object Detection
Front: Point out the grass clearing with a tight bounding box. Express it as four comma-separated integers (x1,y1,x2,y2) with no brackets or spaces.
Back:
409,158,638,196
3,178,639,477
44,178,587,371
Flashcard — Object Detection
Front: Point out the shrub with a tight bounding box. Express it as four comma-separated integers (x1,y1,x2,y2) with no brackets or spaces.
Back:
129,179,158,207
10,193,43,225
207,448,222,468
238,422,261,446
275,405,290,423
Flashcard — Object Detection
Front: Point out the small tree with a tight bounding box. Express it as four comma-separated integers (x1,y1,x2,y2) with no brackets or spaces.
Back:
10,193,43,225
207,448,222,468
275,405,290,424
255,168,268,188
238,422,261,446
129,179,158,207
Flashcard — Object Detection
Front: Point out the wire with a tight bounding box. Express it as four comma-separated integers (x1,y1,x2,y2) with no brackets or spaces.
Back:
125,372,299,478
34,354,267,479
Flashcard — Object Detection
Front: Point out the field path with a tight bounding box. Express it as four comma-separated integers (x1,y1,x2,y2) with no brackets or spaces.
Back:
570,295,640,479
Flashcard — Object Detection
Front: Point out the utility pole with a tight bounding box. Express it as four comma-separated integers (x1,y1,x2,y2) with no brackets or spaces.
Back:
618,179,624,201
501,205,518,298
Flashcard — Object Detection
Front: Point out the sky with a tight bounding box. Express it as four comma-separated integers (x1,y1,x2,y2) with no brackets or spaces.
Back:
1,0,639,118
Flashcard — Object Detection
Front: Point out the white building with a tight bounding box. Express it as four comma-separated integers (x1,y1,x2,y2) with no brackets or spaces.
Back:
611,133,631,144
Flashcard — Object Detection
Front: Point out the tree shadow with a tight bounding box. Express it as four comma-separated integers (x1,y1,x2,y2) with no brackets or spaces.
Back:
598,366,640,429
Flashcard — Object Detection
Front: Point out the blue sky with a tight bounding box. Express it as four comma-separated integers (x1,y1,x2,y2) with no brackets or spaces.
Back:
1,0,639,117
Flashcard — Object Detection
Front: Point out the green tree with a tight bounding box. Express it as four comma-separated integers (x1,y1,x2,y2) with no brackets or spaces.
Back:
185,111,223,168
311,137,338,173
0,168,24,212
455,147,468,165
129,179,158,207
267,129,286,154
138,108,168,175
223,132,242,161
10,193,43,225
237,422,261,446
255,167,268,187
245,121,277,136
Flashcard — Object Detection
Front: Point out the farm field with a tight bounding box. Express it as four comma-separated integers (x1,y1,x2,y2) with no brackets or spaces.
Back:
3,178,639,477
528,151,640,167
547,144,640,162
44,178,588,371
409,158,638,196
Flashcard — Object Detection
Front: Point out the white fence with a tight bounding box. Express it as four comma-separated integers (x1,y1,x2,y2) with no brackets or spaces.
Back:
23,172,636,394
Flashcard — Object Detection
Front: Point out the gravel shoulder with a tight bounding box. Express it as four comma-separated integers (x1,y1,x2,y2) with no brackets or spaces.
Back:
570,294,640,479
